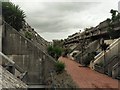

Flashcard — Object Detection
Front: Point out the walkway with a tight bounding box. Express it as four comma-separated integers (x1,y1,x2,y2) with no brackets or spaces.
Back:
59,57,119,88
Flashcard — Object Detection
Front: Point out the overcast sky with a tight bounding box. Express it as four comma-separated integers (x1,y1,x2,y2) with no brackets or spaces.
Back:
10,0,119,41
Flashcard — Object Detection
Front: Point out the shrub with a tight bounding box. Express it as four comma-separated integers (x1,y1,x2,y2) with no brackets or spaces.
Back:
55,61,65,73
47,45,63,59
47,45,54,57
2,2,26,31
25,31,33,40
54,46,63,58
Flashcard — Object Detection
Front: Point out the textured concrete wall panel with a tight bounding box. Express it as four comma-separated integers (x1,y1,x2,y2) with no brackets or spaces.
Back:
2,23,56,85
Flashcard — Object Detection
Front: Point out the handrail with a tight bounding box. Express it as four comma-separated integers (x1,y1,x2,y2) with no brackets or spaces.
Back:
0,52,25,73
108,38,120,49
94,38,120,60
0,52,15,64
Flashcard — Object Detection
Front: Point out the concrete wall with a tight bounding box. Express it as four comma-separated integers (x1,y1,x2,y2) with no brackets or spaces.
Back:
2,22,56,85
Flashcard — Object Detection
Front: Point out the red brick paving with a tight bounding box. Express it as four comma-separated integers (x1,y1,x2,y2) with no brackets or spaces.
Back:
59,57,119,88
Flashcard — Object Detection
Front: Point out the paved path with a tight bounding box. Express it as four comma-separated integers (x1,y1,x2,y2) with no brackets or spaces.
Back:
59,57,119,88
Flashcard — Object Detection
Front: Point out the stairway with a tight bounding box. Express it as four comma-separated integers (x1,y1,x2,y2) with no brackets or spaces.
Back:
91,38,120,79
92,37,120,66
74,40,100,64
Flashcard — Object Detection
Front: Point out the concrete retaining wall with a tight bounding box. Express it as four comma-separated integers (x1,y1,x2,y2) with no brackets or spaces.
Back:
2,22,56,85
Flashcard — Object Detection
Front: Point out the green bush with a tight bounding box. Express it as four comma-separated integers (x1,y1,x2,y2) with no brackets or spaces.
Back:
47,45,54,57
25,31,33,40
55,61,65,73
2,2,26,31
47,45,63,59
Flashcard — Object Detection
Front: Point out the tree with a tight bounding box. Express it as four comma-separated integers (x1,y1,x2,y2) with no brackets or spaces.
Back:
47,45,63,59
110,9,120,22
110,9,117,21
107,9,120,39
47,45,55,58
2,2,26,31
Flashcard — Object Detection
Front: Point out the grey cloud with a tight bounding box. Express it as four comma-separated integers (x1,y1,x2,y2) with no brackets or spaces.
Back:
12,1,118,41
25,2,99,33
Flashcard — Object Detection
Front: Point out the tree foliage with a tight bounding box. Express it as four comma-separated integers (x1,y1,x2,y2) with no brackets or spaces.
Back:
110,9,120,22
107,9,120,39
2,2,26,31
25,31,33,40
55,61,65,73
47,45,63,59
100,43,109,51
